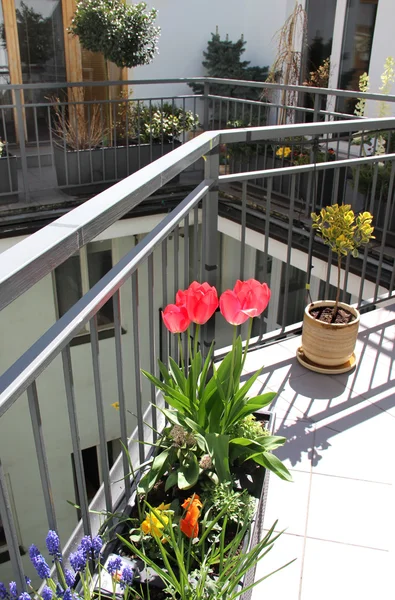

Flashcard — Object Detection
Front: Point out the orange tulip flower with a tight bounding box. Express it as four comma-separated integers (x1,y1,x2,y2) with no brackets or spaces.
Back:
180,494,203,539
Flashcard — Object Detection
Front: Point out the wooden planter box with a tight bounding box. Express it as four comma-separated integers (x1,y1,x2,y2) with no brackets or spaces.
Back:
53,141,181,195
0,154,18,202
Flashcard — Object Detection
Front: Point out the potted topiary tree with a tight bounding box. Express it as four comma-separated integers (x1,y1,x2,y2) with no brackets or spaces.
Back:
298,204,375,373
52,0,165,192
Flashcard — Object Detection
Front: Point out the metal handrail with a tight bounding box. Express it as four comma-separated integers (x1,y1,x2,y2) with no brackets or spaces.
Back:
1,117,395,311
0,76,394,104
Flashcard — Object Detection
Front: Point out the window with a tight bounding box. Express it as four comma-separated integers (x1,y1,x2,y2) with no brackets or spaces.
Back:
337,0,379,115
71,439,121,518
0,475,25,564
54,240,115,342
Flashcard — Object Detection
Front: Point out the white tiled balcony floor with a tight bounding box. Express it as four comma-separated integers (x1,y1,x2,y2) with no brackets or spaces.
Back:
250,303,395,599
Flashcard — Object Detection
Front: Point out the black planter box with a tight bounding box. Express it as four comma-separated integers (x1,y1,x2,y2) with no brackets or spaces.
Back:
95,411,275,600
53,141,181,195
0,154,18,201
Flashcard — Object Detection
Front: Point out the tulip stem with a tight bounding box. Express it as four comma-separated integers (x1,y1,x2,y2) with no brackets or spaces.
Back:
187,326,193,367
241,317,254,371
227,326,238,398
178,333,185,373
194,324,200,357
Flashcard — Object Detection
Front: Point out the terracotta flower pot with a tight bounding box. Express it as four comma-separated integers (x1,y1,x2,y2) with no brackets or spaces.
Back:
301,300,360,368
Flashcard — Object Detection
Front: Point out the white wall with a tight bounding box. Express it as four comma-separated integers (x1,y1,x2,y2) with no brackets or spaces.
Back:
129,0,295,100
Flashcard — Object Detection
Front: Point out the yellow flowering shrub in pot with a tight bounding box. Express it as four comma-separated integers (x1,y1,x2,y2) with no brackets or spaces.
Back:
298,204,375,373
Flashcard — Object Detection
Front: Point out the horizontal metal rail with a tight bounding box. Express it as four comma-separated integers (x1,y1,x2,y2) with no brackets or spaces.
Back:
0,76,394,104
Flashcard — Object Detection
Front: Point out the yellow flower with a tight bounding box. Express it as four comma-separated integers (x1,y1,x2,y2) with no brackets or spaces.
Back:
157,502,171,511
141,511,169,537
111,402,120,410
276,146,291,158
140,503,172,538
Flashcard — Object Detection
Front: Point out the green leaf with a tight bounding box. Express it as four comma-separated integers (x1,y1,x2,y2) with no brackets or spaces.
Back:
248,451,293,481
168,356,188,394
177,452,200,489
205,432,231,483
157,360,172,385
228,393,276,426
137,447,174,494
197,342,214,396
164,470,178,491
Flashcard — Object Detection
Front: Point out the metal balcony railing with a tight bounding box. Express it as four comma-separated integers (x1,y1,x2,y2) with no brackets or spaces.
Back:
0,115,395,587
1,77,395,205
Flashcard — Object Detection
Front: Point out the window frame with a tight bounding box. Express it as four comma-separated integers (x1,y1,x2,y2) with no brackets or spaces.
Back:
52,239,120,344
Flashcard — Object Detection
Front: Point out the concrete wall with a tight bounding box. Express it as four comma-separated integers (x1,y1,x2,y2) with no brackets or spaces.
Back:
129,0,297,100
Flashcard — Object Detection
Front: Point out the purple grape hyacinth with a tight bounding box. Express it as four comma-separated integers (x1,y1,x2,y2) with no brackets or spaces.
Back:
18,594,30,600
8,583,17,599
106,556,122,576
120,566,134,590
46,531,62,562
63,589,72,600
0,583,8,600
91,536,102,558
41,586,52,600
69,549,86,573
31,554,51,580
64,570,75,588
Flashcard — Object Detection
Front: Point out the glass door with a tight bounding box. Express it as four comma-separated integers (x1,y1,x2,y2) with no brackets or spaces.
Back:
14,0,67,140
337,0,379,114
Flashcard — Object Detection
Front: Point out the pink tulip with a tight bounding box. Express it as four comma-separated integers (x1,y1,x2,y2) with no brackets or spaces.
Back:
220,279,271,325
162,304,191,333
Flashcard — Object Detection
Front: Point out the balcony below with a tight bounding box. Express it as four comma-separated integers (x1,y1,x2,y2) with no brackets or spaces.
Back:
249,303,395,599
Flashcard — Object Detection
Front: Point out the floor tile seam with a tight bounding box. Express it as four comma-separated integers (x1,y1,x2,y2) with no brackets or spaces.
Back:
297,426,315,600
354,392,395,420
266,530,390,553
263,386,316,424
302,534,390,552
309,470,392,486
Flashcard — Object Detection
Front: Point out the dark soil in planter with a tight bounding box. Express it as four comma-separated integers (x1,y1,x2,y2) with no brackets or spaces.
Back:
310,306,355,324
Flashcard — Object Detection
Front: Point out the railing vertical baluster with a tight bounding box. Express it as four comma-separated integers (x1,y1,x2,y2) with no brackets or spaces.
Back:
240,181,247,281
259,176,273,336
203,148,219,357
0,460,26,591
61,345,91,536
147,254,157,440
88,103,93,183
33,106,42,180
1,108,12,193
193,205,199,279
126,98,130,175
137,101,141,169
173,225,180,361
14,88,30,201
131,271,145,462
90,315,112,513
162,238,169,368
374,161,395,301
112,290,131,501
113,99,117,179
149,99,153,163
183,215,190,367
203,81,210,131
27,381,57,532
281,174,296,328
